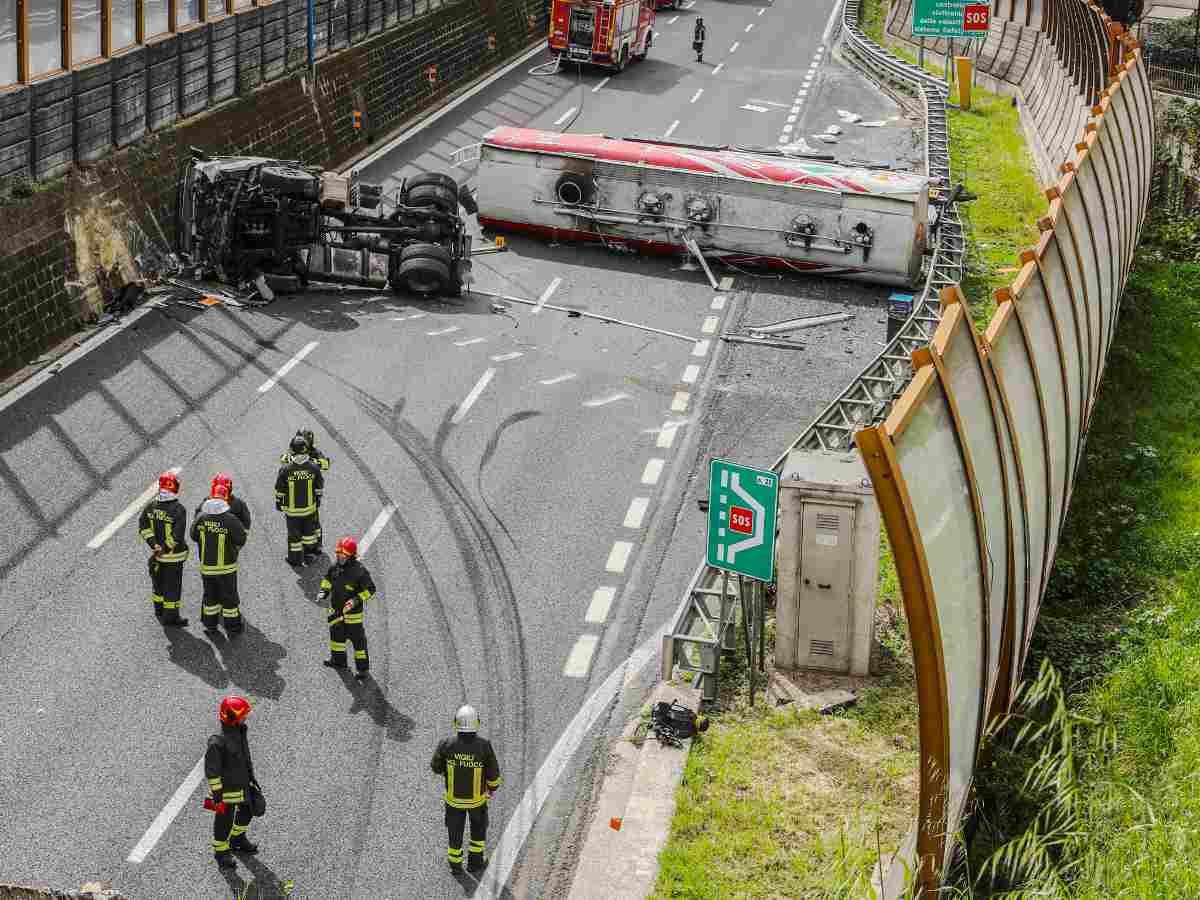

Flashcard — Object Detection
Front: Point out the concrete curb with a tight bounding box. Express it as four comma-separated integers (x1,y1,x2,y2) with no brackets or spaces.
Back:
566,680,702,900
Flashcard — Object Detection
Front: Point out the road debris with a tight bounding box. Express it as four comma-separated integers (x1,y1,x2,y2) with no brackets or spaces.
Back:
472,289,698,342
745,312,854,334
859,120,888,127
825,125,843,136
722,333,807,350
836,109,863,124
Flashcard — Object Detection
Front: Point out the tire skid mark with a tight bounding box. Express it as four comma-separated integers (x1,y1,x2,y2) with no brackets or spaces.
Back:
477,410,541,551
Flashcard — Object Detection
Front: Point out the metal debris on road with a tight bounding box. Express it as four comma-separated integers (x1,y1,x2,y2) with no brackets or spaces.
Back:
815,133,839,144
745,312,854,334
825,125,843,135
836,109,863,124
859,120,887,128
722,333,806,350
472,289,699,342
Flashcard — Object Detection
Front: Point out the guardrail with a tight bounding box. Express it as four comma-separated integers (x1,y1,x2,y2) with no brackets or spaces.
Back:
1149,62,1200,98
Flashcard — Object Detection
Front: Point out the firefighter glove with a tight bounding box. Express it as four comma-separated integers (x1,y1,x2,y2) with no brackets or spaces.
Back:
317,590,329,602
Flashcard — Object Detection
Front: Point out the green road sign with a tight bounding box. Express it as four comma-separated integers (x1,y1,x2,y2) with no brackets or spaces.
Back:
913,0,990,39
707,459,778,583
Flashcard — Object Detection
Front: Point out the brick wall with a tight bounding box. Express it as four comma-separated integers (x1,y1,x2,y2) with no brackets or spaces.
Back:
0,0,549,380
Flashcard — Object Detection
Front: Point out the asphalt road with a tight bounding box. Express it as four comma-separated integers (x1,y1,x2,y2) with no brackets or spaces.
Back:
0,2,919,898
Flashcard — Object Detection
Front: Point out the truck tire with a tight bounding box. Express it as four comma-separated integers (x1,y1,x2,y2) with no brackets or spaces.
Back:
635,31,651,60
405,173,459,195
614,46,628,73
398,243,453,295
406,183,459,215
259,165,319,200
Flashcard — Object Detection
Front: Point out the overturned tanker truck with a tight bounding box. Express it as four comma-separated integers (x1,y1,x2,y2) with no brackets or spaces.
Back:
474,127,929,288
176,152,471,296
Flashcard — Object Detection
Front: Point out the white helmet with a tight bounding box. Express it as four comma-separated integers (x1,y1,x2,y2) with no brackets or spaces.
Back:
454,705,480,733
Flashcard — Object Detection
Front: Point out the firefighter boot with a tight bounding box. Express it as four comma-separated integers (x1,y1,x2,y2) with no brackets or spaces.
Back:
215,851,236,870
231,836,259,854
467,853,489,873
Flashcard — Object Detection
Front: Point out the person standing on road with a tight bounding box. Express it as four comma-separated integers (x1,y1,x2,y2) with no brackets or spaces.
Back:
319,536,376,681
275,434,324,566
196,473,251,534
205,695,260,870
191,482,249,633
279,429,330,553
137,471,190,627
693,17,706,63
431,705,502,873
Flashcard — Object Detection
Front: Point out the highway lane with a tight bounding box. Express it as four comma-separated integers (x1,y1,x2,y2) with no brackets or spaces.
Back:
0,0,922,895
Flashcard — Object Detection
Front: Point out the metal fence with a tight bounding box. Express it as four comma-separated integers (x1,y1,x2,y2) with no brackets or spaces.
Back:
1149,61,1200,96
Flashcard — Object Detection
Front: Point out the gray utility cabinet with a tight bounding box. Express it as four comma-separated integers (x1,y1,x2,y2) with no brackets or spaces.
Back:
775,449,880,675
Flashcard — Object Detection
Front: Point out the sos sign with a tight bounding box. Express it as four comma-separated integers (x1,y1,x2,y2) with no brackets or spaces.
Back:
729,505,755,535
963,3,989,31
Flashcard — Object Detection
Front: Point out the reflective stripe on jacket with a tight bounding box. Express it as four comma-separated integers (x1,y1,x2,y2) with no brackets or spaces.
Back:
205,722,256,803
138,498,189,563
275,457,324,516
431,734,502,809
322,558,376,625
190,503,248,575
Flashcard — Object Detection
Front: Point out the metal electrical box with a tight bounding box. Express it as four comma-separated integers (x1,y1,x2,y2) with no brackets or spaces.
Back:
775,449,881,675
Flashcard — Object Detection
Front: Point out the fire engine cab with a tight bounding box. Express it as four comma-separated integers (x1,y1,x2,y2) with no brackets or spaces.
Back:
549,0,656,71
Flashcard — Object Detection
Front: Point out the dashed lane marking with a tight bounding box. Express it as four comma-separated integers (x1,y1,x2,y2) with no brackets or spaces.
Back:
491,352,524,362
359,504,397,556
592,77,610,93
713,62,724,75
583,392,630,408
554,107,578,126
455,337,487,347
532,277,562,314
744,22,754,31
757,6,765,13
692,339,711,357
668,14,678,23
671,391,690,412
606,541,634,573
664,120,680,139
427,326,461,336
711,295,727,310
563,634,599,677
656,421,681,448
690,89,703,103
89,466,183,549
641,458,665,485
257,341,319,394
540,372,577,385
128,756,204,863
681,364,701,383
701,316,720,334
623,497,650,529
729,41,740,52
585,587,616,624
452,368,496,425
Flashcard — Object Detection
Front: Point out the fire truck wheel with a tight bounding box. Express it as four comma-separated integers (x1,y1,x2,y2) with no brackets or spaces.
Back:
635,31,651,60
614,46,628,72
259,165,319,200
405,173,459,195
406,183,459,215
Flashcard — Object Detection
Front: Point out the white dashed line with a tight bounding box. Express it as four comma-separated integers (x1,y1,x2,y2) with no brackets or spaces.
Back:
782,124,794,133
583,392,630,408
592,77,610,93
585,587,616,624
257,341,319,394
623,497,650,529
452,368,495,424
358,504,397,556
491,352,524,362
427,326,460,336
664,120,680,139
606,541,634,573
563,634,599,677
89,466,183,549
787,114,797,123
554,107,578,126
128,757,205,862
540,372,577,385
455,337,487,346
532,277,563,315
711,295,726,310
690,89,703,103
657,421,681,449
671,391,690,412
641,458,665,485
729,41,740,52
681,364,701,383
757,6,765,14
713,62,724,75
668,14,678,23
701,316,720,334
692,339,711,357
744,23,754,32
391,312,427,321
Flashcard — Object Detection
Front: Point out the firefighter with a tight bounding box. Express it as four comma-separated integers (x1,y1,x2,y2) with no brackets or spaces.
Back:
196,473,251,534
275,434,324,566
319,536,376,680
205,695,260,870
431,705,502,873
279,429,330,552
191,482,249,633
137,471,190,627
693,17,706,62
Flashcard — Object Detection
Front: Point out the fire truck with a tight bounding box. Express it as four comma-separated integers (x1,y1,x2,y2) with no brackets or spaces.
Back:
548,0,656,71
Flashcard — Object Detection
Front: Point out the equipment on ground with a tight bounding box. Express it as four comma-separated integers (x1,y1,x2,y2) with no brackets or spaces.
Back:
548,0,655,70
638,699,708,748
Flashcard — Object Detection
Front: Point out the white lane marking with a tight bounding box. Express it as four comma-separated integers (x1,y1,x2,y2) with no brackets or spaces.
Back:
532,277,562,315
585,587,616,624
692,339,711,357
657,421,681,448
641,458,665,485
791,104,800,114
427,326,461,336
455,337,487,346
257,341,319,394
681,364,701,383
668,14,678,23
606,541,634,573
358,504,397,556
491,352,524,362
583,392,629,408
683,0,695,7
563,634,600,678
391,312,427,321
744,23,754,32
128,756,205,863
690,89,703,104
711,295,726,310
782,124,794,133
701,316,720,334
741,104,768,113
671,391,690,412
540,372,577,385
89,466,183,550
821,0,841,43
452,368,496,425
757,6,765,14
623,497,650,529
664,120,680,139
554,107,578,126
712,62,724,75
729,41,740,52
592,76,611,93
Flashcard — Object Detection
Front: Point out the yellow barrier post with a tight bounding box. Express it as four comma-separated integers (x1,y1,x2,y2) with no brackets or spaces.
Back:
955,56,973,110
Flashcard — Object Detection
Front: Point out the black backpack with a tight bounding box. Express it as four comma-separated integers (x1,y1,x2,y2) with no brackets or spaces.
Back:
652,699,708,740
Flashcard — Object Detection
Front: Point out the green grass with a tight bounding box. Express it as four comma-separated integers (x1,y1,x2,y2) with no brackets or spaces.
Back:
859,0,887,45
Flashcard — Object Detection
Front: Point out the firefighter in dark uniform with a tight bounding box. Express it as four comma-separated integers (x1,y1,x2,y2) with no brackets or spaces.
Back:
191,482,249,633
276,434,324,566
431,705,502,872
318,536,376,680
196,473,251,534
137,471,190,627
205,695,260,870
279,429,330,552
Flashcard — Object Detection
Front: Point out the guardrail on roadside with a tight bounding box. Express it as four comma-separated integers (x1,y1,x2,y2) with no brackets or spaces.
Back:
1149,62,1200,99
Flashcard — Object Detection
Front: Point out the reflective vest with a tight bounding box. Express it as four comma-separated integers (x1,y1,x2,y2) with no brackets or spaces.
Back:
205,723,256,804
431,734,502,809
190,502,248,575
322,559,376,626
275,456,324,516
137,497,189,563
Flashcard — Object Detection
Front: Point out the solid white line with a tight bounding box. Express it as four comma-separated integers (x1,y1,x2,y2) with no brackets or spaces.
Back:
711,295,727,310
657,421,681,448
701,316,720,334
452,368,496,425
583,392,629,408
89,466,182,550
641,458,665,485
491,352,524,362
427,326,460,336
668,14,678,23
257,341,319,393
592,76,611,93
664,120,680,139
342,42,546,174
128,756,204,863
729,41,740,52
606,541,634,573
358,504,397,556
455,337,487,346
623,497,650,529
532,277,562,314
563,634,600,677
692,339,711,357
671,391,690,412
681,364,701,384
540,372,577,385
745,23,754,32
585,587,616,624
554,107,577,126
690,89,703,104
712,63,724,75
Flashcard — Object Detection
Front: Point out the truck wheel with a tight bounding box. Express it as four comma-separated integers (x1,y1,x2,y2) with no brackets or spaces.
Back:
635,31,651,61
259,165,319,200
614,46,628,73
405,173,459,195
406,183,459,215
398,243,454,295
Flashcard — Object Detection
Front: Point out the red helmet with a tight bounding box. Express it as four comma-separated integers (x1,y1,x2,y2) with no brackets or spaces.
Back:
219,695,252,726
211,482,230,501
335,537,358,558
212,473,233,496
158,471,179,494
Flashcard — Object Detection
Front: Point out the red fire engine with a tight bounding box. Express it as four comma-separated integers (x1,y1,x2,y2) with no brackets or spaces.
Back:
548,0,656,71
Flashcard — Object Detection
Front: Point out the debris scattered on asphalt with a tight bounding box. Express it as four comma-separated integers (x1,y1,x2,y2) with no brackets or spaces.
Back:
745,312,855,334
836,109,862,123
859,120,888,128
472,288,697,342
723,333,807,350
825,125,843,136
815,134,839,144
254,273,275,302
